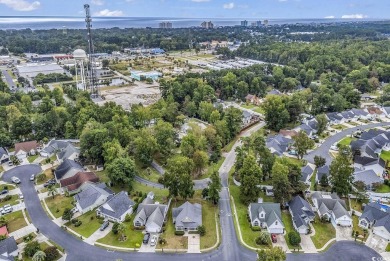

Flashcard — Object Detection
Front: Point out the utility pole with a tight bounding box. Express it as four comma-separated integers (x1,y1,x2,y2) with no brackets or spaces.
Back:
84,4,98,96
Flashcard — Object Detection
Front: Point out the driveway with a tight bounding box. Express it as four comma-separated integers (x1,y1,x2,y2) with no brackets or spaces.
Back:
335,226,352,241
187,234,200,253
366,233,388,253
300,234,317,253
84,223,112,245
273,234,289,252
139,233,159,253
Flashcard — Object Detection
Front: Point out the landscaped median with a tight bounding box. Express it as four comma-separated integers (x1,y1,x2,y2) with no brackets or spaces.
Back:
310,216,336,249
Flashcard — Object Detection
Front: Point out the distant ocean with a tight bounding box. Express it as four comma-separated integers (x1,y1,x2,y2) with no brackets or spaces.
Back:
0,16,385,30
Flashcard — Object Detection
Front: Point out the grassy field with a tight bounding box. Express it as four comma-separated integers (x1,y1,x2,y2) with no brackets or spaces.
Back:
376,184,390,193
0,195,19,208
97,215,144,248
27,155,39,163
136,163,162,183
311,216,335,248
66,211,102,238
229,183,273,249
350,198,369,212
348,121,360,126
310,170,317,190
6,210,27,233
281,211,300,250
380,151,390,161
45,195,74,219
253,107,265,114
338,137,356,146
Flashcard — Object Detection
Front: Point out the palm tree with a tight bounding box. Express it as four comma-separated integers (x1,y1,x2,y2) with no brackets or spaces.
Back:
117,223,126,241
47,185,57,199
32,250,46,261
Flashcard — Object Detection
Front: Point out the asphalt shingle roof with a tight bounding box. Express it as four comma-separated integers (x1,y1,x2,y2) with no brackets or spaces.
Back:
289,196,315,229
249,203,284,228
54,159,83,180
74,182,113,210
97,191,135,220
172,201,202,229
0,236,17,257
354,169,383,186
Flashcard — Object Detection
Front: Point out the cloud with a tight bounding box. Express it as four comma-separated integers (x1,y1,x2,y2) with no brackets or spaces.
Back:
91,0,104,5
94,9,124,17
192,0,210,2
324,16,335,19
0,0,40,11
223,2,234,9
341,14,368,19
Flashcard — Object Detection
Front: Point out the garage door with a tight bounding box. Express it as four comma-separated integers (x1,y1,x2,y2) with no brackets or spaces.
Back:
337,220,351,227
269,228,284,234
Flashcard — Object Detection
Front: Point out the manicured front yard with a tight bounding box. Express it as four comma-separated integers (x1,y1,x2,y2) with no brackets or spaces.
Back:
6,210,28,233
27,155,39,163
45,195,74,218
158,206,188,250
311,216,335,249
375,184,390,193
36,168,54,185
331,124,347,130
66,211,102,238
0,195,19,208
338,137,356,146
352,215,367,241
281,211,299,250
22,242,52,261
380,150,390,161
350,198,369,212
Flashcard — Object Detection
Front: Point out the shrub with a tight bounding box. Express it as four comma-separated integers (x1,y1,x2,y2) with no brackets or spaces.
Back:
37,173,46,182
3,195,12,201
159,237,167,245
158,176,165,185
256,232,271,246
44,246,59,261
112,222,119,234
124,214,131,222
23,234,34,242
24,241,40,257
2,186,7,190
90,216,94,221
74,220,82,227
71,218,79,224
62,208,73,221
288,231,301,247
175,231,185,236
251,226,261,231
197,225,206,236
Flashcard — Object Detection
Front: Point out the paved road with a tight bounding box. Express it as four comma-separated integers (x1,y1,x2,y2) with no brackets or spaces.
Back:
304,122,390,164
1,69,15,88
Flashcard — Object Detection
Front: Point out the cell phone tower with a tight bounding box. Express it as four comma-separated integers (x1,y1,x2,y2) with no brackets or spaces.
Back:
84,4,98,96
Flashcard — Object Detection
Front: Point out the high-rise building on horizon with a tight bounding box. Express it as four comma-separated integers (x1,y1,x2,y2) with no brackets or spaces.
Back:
264,19,269,27
159,21,172,29
241,20,248,27
201,21,214,29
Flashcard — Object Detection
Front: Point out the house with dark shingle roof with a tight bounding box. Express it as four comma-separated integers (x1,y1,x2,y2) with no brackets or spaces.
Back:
359,202,390,240
353,169,383,190
54,159,83,181
301,164,315,185
57,143,80,163
311,192,352,227
59,171,99,194
326,112,344,125
14,140,39,160
172,201,202,231
0,237,18,260
40,139,69,158
0,147,9,164
266,134,292,156
97,191,135,222
248,202,284,234
74,182,114,214
288,196,315,234
316,165,330,183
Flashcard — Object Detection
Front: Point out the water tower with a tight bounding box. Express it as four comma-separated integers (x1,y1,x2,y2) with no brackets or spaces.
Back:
73,49,87,91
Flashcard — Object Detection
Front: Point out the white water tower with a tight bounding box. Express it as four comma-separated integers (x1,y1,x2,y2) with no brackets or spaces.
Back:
73,49,87,91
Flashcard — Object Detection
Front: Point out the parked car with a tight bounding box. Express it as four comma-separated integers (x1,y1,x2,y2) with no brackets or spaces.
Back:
271,234,277,243
30,174,35,181
7,161,13,166
100,221,109,231
0,189,8,195
143,233,150,244
43,179,56,187
18,193,23,199
1,205,12,214
150,235,157,246
11,177,20,184
288,150,297,155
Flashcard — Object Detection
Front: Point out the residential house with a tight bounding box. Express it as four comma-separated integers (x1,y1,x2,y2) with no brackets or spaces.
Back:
54,159,84,182
248,202,285,234
316,165,330,183
382,107,390,118
367,106,385,119
74,182,114,214
279,130,298,139
133,193,169,233
288,196,315,234
294,123,315,137
14,141,39,160
245,94,260,105
361,93,375,101
266,134,292,156
350,108,369,120
359,202,390,241
40,139,69,158
57,143,80,163
311,192,352,227
59,171,99,194
301,164,315,185
326,112,344,125
0,147,9,164
0,237,18,260
172,201,202,231
353,169,384,190
242,111,259,128
97,191,135,223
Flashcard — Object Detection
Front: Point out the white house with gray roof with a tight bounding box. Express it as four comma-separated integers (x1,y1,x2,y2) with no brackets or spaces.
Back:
301,164,315,185
40,139,70,158
0,147,9,164
288,196,315,234
353,169,383,190
133,194,170,233
172,201,202,231
359,202,390,240
0,237,18,260
57,143,80,163
311,192,352,227
248,202,284,234
74,182,114,214
97,191,135,222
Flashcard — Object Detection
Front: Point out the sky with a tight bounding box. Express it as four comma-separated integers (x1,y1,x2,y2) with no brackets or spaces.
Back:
0,0,389,19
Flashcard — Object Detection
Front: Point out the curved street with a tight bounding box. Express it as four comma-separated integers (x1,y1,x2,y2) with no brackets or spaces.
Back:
1,122,385,261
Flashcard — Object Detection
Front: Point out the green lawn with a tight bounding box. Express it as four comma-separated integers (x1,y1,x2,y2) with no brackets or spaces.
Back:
380,151,390,161
136,164,161,183
0,166,3,173
36,168,54,185
375,184,390,193
97,216,144,248
386,243,390,252
158,205,189,250
338,137,356,146
253,107,265,114
229,184,272,249
348,122,360,126
223,136,239,152
311,216,336,249
6,210,28,233
350,198,369,212
241,104,256,109
27,155,39,163
45,195,74,219
66,211,102,238
332,124,347,130
0,195,19,208
352,215,367,242
131,182,169,204
311,170,317,190
281,211,299,250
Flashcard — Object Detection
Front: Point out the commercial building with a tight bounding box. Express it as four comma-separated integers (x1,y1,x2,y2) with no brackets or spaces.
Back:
241,20,248,27
130,70,162,81
159,21,172,29
16,63,65,78
201,21,214,29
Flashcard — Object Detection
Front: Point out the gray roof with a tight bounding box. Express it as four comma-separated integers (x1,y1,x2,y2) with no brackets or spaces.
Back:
249,202,283,228
135,203,168,229
41,140,69,155
374,214,390,234
326,112,343,121
354,156,378,166
307,119,318,130
289,196,315,229
297,124,313,135
172,201,202,229
301,164,314,182
97,191,135,219
360,202,389,224
58,144,80,161
0,147,8,158
317,165,330,181
54,159,83,180
266,134,292,156
0,236,17,257
316,198,350,219
74,182,113,210
268,89,282,95
354,169,383,186
351,108,368,117
383,107,390,115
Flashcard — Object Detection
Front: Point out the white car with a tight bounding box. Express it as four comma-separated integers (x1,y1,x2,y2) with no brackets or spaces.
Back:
1,205,13,214
11,177,20,184
18,193,24,199
150,235,157,246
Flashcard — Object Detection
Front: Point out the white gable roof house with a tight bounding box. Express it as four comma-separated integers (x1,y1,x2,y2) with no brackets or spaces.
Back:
74,182,114,214
97,191,135,222
248,202,285,234
172,201,202,231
